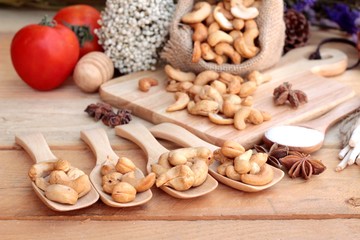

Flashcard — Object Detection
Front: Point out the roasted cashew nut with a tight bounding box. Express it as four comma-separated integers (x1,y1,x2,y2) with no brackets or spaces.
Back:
210,80,227,95
217,160,233,175
214,42,241,64
200,42,218,61
199,85,224,111
115,157,137,174
187,100,219,116
156,165,195,191
240,164,274,186
192,40,202,63
121,171,156,193
190,159,209,187
234,149,253,174
207,30,233,47
45,184,78,205
213,5,233,31
239,81,257,98
208,113,234,125
102,172,123,194
181,1,213,24
28,162,55,181
166,92,190,112
221,140,245,158
194,70,220,86
138,77,159,92
230,0,259,20
112,182,137,203
234,106,251,130
168,147,213,166
223,94,242,118
164,64,196,82
191,22,208,42
225,165,242,181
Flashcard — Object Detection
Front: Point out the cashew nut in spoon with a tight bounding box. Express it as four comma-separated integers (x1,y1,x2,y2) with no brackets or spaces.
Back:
115,122,218,199
149,122,285,192
15,133,99,211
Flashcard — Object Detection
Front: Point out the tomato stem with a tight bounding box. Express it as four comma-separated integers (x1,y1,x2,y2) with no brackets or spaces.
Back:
39,15,56,27
62,21,94,47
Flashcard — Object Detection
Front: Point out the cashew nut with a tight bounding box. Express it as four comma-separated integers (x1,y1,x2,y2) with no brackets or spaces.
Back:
45,184,78,205
166,92,190,112
199,85,224,111
210,80,227,95
225,165,242,181
229,30,243,40
67,167,85,180
221,140,245,158
207,30,233,47
239,81,257,98
121,171,156,193
181,1,213,24
112,182,137,203
49,170,91,197
213,5,233,31
241,96,253,106
223,94,242,117
200,42,218,61
217,160,233,175
247,70,272,86
100,163,116,176
190,159,209,187
219,72,243,94
54,159,71,172
240,164,274,186
191,22,208,42
158,152,172,169
115,157,137,174
234,20,259,58
164,65,196,82
168,147,213,166
187,100,219,116
234,106,251,130
208,22,220,35
28,162,55,181
138,77,159,92
248,108,264,125
234,149,252,174
230,0,259,20
35,177,50,191
232,19,245,31
151,163,168,177
250,152,268,168
156,165,195,191
213,149,233,164
192,40,202,63
102,171,123,194
194,70,220,86
214,42,241,64
208,113,234,125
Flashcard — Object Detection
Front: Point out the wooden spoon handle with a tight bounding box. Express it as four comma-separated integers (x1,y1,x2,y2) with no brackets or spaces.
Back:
149,123,218,152
80,128,118,165
299,96,360,134
15,133,57,163
115,123,168,173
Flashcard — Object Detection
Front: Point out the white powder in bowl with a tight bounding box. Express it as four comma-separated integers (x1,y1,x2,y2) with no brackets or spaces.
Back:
264,125,324,148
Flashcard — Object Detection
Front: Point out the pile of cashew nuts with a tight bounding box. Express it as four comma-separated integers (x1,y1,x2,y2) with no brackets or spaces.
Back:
100,156,156,203
29,159,92,205
215,140,274,185
182,0,261,64
163,64,271,130
151,147,214,191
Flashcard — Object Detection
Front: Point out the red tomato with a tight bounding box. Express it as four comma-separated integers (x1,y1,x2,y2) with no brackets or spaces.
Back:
54,5,102,57
11,19,79,91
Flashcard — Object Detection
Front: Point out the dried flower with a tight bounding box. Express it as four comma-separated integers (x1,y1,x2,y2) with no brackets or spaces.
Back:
85,102,132,127
96,0,176,74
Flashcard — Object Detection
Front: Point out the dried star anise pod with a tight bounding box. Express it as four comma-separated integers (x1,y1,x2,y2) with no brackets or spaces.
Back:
84,102,113,120
273,82,308,108
254,143,289,169
280,151,326,180
85,102,132,127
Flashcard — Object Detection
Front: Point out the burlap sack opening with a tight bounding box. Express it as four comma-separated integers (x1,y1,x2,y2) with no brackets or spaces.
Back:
161,0,286,76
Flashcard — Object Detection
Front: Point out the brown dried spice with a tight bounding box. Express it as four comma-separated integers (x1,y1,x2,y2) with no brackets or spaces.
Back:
85,102,132,127
280,151,326,180
273,82,308,108
254,143,289,169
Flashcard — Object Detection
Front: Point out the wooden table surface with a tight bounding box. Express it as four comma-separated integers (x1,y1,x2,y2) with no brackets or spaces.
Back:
1,25,360,239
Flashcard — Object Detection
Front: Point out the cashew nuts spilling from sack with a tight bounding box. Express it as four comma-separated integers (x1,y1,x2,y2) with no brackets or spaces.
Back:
151,147,214,191
181,0,261,64
29,159,92,205
215,140,274,186
100,156,156,203
162,64,271,130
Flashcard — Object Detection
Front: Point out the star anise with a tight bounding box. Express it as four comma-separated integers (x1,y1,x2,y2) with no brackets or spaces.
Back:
273,82,308,108
85,102,132,127
280,151,326,180
254,143,289,169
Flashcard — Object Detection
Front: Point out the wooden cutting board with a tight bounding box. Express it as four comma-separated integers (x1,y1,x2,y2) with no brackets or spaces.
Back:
100,46,355,149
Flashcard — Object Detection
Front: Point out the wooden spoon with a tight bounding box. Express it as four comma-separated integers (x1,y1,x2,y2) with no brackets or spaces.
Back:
80,128,153,207
115,123,218,199
15,133,99,211
263,96,360,153
149,123,284,192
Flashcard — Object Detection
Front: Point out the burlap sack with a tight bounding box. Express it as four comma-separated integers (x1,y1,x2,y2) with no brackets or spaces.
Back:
161,0,285,75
